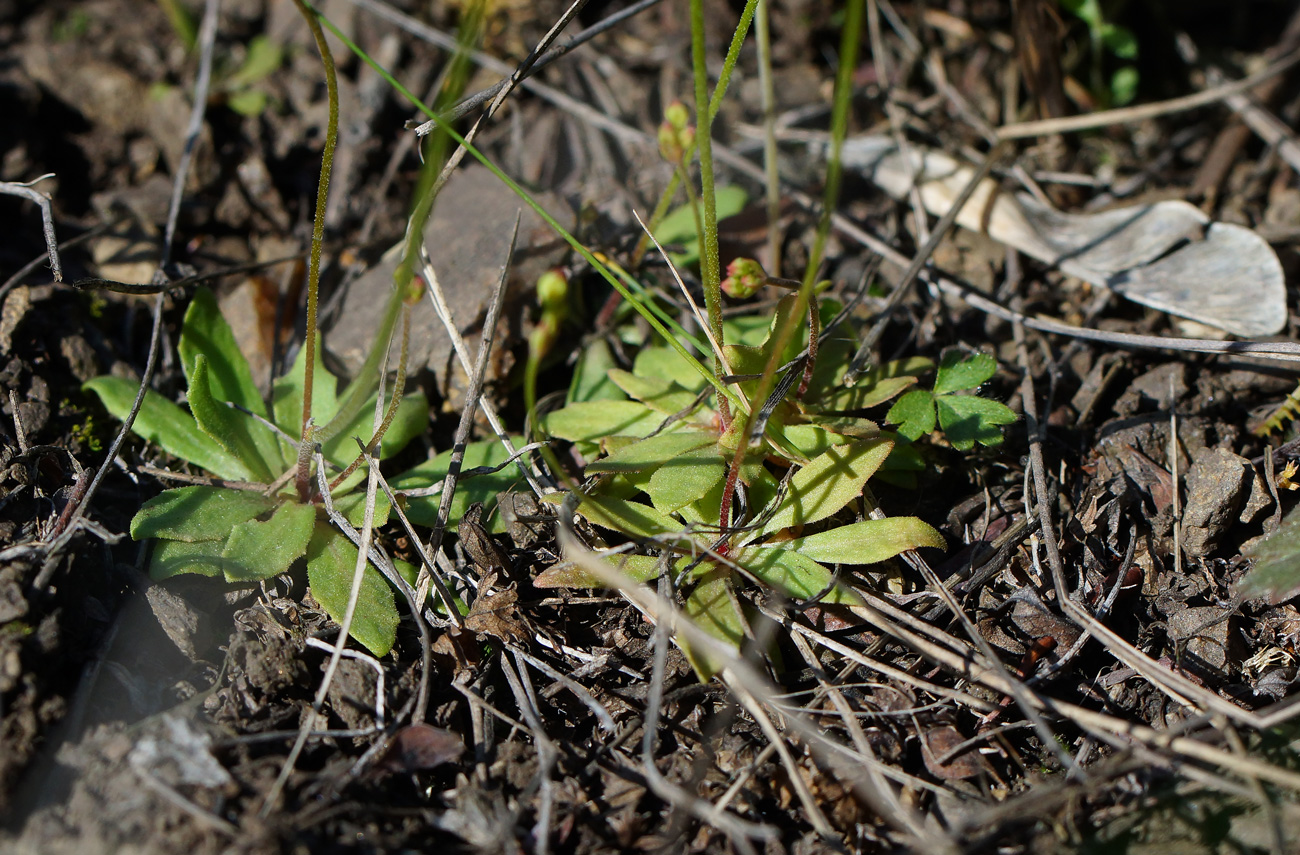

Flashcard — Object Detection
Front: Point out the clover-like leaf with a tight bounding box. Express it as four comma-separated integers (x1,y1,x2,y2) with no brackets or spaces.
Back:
749,439,894,541
179,287,285,471
886,389,938,441
935,395,1016,450
131,485,276,542
305,524,400,657
933,351,997,395
783,517,945,564
84,377,253,481
220,500,316,581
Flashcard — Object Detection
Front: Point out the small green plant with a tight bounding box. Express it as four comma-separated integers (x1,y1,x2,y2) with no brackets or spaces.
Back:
886,350,1018,451
85,289,518,655
535,289,946,677
1060,0,1139,107
220,35,284,117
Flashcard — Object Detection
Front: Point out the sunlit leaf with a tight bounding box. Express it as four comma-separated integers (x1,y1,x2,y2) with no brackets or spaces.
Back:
84,377,253,482
785,517,945,564
607,369,703,416
271,331,339,435
131,485,276,542
936,395,1016,450
933,351,997,395
540,400,668,442
180,288,287,472
886,389,937,441
732,546,863,605
646,447,727,513
585,431,715,474
187,355,275,482
749,439,894,540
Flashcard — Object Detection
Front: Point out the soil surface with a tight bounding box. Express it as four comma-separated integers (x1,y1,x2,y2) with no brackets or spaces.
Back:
4,1,1300,853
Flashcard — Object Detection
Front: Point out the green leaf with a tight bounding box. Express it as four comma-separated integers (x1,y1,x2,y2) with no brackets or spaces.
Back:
785,517,945,564
819,374,920,412
732,546,863,605
534,553,665,588
131,485,276,542
646,446,727,513
391,438,525,532
334,489,392,530
933,351,997,395
546,491,687,541
226,34,283,88
539,401,667,442
935,395,1017,450
84,377,254,481
220,500,316,581
886,389,937,441
585,431,715,474
306,525,400,657
680,567,747,681
272,331,339,436
149,538,235,580
632,346,708,392
1110,66,1138,106
179,288,286,472
1242,507,1300,599
320,390,428,468
569,339,627,403
750,439,894,540
607,369,702,416
188,355,275,482
654,185,748,266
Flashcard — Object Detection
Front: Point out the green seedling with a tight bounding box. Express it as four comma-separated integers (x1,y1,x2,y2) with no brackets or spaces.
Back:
84,0,502,657
221,35,284,117
1060,0,1139,107
886,350,1018,451
86,289,519,655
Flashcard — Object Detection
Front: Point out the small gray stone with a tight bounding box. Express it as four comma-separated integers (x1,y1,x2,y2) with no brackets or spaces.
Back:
1181,447,1250,558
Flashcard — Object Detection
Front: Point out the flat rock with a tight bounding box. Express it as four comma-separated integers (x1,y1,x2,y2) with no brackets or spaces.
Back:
326,166,568,404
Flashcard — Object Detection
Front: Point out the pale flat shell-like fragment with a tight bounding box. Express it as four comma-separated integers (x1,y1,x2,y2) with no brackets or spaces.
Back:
840,136,1286,337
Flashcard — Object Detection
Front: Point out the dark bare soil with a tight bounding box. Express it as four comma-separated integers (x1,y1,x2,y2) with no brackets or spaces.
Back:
4,1,1300,853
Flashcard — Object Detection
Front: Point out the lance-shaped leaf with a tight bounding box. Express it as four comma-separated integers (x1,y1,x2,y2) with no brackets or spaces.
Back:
584,431,715,474
646,446,728,513
131,485,276,542
84,377,253,482
149,538,238,580
188,355,275,482
320,390,429,470
748,439,894,541
272,331,339,434
784,517,945,564
731,546,863,605
179,288,286,470
220,500,316,581
680,567,747,681
540,401,667,442
546,491,688,541
305,524,400,657
607,369,703,416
